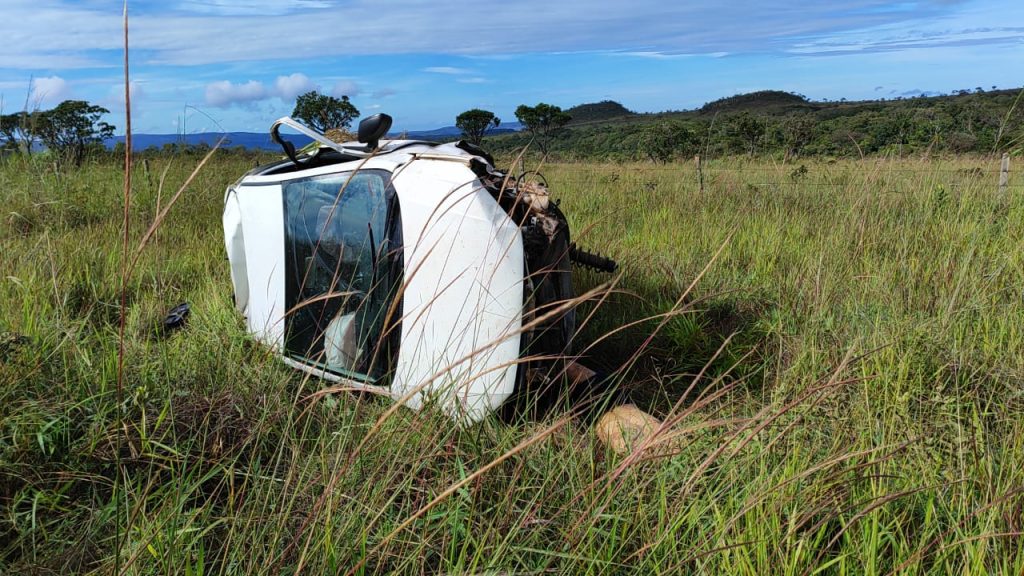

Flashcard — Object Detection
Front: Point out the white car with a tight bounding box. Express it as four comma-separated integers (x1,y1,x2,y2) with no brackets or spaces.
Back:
223,114,614,422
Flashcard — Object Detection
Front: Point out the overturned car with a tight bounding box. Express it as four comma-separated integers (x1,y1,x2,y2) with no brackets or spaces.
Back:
223,114,614,422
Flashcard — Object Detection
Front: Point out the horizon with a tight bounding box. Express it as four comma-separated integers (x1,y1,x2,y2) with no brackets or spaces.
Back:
1,0,1022,135
104,87,1021,138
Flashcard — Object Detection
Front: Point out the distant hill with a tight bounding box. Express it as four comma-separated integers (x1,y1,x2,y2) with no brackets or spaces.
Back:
565,101,634,124
484,87,1024,159
698,90,816,116
105,132,312,151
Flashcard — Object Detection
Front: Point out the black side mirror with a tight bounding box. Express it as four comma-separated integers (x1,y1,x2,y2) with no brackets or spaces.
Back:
358,114,393,150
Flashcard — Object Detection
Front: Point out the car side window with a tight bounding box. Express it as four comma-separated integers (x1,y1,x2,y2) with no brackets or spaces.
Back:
281,169,397,381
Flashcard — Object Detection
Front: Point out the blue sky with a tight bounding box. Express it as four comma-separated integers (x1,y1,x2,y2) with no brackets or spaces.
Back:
1,0,1021,133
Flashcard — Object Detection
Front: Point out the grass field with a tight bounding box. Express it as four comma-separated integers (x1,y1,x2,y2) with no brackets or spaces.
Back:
2,151,1023,574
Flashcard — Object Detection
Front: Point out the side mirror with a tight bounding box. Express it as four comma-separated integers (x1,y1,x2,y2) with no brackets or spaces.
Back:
357,113,393,150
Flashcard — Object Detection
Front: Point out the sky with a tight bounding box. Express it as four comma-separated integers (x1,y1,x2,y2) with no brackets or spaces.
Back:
0,0,1021,134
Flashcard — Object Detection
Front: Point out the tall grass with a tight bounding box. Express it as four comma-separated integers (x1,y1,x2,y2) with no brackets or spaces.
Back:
1,151,1022,574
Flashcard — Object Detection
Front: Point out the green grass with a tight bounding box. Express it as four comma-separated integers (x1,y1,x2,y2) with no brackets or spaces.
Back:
1,151,1022,574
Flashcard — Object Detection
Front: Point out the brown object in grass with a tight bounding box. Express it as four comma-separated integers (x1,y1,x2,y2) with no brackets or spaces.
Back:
596,404,662,455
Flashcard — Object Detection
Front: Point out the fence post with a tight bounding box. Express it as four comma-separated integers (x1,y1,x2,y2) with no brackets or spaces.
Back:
695,155,704,194
998,153,1010,194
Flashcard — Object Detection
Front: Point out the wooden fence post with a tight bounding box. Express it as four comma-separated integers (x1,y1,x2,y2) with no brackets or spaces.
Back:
695,155,704,194
998,153,1010,194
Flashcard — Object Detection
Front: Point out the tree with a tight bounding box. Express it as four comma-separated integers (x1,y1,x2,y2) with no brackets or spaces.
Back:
780,115,816,158
0,113,20,152
728,112,767,156
640,121,694,163
514,103,571,154
33,100,115,165
1,111,39,155
455,109,500,145
292,91,360,133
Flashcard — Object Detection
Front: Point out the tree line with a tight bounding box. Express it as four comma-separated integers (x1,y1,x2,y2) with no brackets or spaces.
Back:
290,88,1022,161
7,87,1018,168
1,101,115,165
480,89,1024,161
264,91,577,156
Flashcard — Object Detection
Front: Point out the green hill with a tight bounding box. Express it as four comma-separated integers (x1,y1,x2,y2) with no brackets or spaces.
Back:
485,87,1024,159
565,100,635,124
698,90,816,116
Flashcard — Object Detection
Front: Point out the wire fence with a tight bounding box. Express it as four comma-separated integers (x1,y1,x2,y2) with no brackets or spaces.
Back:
524,155,1022,193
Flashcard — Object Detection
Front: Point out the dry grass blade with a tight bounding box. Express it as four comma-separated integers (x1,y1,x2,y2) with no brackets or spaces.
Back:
341,414,573,576
801,485,934,576
887,487,1024,575
127,139,223,275
631,439,918,565
113,3,131,573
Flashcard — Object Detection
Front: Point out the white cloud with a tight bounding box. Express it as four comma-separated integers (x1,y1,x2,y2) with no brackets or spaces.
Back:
330,80,360,97
30,76,71,107
457,77,488,84
618,51,696,60
205,80,267,107
203,73,354,108
176,0,334,16
788,26,1024,56
274,73,316,101
0,0,1020,73
105,80,145,113
423,67,473,75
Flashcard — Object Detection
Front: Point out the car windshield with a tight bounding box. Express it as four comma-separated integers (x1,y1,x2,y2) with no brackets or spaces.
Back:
282,168,401,382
